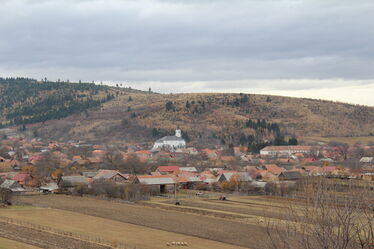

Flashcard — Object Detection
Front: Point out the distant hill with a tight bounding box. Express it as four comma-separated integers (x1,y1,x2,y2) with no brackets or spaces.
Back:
1,78,374,146
0,77,118,127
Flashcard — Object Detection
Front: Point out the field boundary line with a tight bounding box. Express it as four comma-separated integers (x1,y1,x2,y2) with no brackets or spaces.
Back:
139,201,258,223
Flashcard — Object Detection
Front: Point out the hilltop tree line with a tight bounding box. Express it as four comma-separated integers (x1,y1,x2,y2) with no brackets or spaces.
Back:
0,77,115,127
221,93,249,107
245,119,281,136
165,94,250,114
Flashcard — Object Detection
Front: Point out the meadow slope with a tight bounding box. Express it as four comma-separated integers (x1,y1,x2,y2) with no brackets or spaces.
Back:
36,91,374,143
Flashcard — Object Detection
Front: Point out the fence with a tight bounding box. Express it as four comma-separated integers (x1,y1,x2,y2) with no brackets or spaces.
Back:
0,216,138,249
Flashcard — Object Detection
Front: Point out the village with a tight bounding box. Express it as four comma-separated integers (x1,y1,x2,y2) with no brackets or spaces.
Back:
0,128,374,200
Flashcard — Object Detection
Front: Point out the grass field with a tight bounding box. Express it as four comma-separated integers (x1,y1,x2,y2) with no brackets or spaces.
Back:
0,237,41,249
8,194,301,249
303,136,374,145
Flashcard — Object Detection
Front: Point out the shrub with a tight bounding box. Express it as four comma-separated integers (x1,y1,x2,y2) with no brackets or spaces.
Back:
0,188,13,204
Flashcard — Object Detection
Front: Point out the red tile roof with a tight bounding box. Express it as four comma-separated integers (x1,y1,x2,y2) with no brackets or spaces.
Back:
135,150,151,155
137,175,172,179
261,146,312,151
12,173,32,185
303,157,316,162
322,166,336,173
264,164,286,175
156,166,180,172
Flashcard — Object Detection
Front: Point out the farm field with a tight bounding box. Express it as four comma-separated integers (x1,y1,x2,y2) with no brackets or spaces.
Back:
142,195,290,223
0,237,41,249
0,207,246,249
0,219,109,249
10,194,294,249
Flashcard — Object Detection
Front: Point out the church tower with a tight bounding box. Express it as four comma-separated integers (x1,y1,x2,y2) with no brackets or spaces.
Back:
175,129,182,138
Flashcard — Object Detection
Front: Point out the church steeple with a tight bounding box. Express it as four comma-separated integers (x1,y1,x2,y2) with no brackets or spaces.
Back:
175,129,182,138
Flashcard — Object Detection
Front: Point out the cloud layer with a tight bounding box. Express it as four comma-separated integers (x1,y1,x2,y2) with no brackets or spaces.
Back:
0,0,373,105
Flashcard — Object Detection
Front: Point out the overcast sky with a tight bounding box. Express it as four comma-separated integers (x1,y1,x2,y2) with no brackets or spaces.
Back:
0,0,373,105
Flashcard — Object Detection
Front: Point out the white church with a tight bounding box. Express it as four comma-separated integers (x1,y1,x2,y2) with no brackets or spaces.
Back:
151,129,186,151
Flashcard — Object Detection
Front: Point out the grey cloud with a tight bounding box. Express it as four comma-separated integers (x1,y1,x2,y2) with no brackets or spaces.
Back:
0,0,374,93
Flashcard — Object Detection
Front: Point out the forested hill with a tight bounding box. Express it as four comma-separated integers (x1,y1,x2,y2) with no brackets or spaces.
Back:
0,77,121,127
1,78,374,146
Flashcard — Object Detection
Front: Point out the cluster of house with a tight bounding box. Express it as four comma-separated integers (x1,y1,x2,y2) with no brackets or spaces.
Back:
1,159,372,194
0,166,252,193
0,130,374,194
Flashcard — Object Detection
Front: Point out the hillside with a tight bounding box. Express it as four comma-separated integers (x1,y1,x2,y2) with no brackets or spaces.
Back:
0,78,373,146
0,77,119,127
21,87,374,146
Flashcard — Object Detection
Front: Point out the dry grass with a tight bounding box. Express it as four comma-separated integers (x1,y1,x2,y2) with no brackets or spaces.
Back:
12,193,365,249
37,91,374,142
303,136,374,145
0,207,246,249
15,195,268,248
146,195,296,226
0,237,41,249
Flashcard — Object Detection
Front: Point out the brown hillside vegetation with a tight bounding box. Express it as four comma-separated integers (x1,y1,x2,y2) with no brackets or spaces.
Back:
34,90,374,143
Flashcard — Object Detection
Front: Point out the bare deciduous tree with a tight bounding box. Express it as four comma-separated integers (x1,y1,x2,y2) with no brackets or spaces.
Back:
263,177,374,249
0,188,13,204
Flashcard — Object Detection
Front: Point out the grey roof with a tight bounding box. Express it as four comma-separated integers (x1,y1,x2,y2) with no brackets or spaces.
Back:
360,157,373,163
219,172,252,182
40,182,59,191
6,172,18,179
187,176,202,182
203,178,218,184
74,143,93,148
208,168,224,172
1,179,20,189
320,158,334,162
156,136,185,142
180,167,198,172
136,176,175,185
93,170,128,180
0,179,24,191
82,171,99,178
61,176,88,186
279,171,303,180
